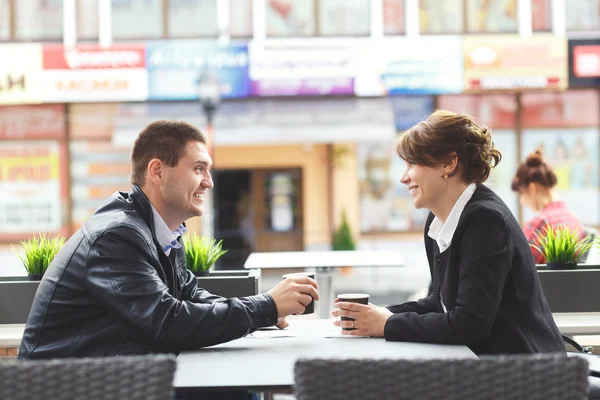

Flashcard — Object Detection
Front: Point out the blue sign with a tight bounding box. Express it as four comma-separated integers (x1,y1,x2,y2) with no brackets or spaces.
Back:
146,41,250,100
389,95,434,132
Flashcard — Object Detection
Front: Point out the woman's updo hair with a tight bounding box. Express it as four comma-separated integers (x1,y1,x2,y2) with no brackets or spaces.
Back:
510,148,557,192
396,110,502,184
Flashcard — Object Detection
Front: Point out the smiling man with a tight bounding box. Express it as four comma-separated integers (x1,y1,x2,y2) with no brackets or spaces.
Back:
19,121,318,362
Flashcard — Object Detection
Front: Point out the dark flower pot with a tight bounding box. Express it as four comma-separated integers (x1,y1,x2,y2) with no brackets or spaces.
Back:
546,262,577,270
193,270,210,277
27,274,43,281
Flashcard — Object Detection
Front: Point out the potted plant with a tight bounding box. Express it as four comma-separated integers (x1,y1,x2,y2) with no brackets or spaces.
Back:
332,210,356,251
11,234,65,280
532,224,594,270
183,233,228,277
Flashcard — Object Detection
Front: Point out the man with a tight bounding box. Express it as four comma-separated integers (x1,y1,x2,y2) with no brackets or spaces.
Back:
19,120,318,360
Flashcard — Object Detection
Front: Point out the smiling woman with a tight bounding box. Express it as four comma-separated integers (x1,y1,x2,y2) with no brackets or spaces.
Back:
334,110,566,356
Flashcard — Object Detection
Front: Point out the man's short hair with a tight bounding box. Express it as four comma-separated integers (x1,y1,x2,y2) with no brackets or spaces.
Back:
130,120,207,186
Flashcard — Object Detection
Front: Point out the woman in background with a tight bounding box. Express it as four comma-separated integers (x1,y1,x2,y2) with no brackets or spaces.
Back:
332,110,564,355
511,148,585,264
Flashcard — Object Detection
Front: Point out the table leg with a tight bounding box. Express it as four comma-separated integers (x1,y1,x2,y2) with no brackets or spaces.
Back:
315,266,334,319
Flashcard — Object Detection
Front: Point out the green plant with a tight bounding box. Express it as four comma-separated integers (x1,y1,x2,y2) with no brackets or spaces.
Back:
332,210,356,251
183,233,228,273
11,234,65,276
531,224,593,264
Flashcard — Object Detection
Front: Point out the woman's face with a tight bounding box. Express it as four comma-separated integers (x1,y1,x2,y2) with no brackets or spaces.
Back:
519,184,538,211
399,160,446,211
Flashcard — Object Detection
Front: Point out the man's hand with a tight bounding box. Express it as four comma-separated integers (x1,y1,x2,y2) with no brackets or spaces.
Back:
276,317,289,330
267,275,319,317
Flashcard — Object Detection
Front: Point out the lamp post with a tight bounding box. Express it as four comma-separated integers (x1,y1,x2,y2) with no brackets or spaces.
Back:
197,71,221,241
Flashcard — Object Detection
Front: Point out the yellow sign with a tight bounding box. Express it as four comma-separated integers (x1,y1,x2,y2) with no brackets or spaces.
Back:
464,34,567,92
0,44,43,105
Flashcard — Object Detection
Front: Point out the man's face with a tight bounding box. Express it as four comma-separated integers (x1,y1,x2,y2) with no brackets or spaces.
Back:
160,141,213,224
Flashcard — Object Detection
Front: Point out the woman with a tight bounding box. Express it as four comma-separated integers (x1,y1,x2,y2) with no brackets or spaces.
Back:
511,148,585,265
332,110,565,355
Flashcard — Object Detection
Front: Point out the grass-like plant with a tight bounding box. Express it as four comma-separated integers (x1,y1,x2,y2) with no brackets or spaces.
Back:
531,224,593,264
11,234,65,277
332,210,356,251
183,233,228,274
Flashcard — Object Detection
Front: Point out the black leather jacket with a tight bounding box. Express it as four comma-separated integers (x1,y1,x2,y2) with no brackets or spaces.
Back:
19,185,278,359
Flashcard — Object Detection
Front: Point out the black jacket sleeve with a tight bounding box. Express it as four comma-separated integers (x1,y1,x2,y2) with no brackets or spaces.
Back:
384,207,511,344
386,296,438,314
84,226,278,352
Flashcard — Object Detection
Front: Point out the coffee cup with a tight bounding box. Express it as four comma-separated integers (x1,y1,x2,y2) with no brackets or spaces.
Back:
282,272,316,315
337,293,370,330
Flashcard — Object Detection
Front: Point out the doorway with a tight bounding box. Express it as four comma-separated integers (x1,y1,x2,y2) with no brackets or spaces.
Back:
214,168,304,270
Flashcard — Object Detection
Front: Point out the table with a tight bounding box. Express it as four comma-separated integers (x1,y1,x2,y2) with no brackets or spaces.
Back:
553,312,600,335
175,318,476,394
244,250,405,318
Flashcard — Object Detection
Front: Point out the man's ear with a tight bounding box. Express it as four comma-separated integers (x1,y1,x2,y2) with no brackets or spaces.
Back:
147,159,163,185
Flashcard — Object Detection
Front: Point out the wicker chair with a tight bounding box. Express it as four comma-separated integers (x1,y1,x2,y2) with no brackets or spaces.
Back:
294,354,589,400
0,354,176,400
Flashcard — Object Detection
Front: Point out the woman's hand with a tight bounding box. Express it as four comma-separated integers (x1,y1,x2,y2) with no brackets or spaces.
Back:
331,301,393,337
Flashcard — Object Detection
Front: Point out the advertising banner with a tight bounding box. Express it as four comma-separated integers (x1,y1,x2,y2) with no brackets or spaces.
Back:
248,39,355,96
0,141,64,237
0,44,43,105
388,95,434,132
41,44,148,102
568,39,600,88
0,104,65,139
146,41,250,100
464,35,567,92
354,36,463,96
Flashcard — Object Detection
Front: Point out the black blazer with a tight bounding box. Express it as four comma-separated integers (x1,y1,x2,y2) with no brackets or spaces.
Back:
385,184,565,355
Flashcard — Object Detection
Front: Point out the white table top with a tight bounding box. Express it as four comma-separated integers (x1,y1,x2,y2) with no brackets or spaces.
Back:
175,318,475,391
0,324,24,347
552,312,600,334
244,250,404,269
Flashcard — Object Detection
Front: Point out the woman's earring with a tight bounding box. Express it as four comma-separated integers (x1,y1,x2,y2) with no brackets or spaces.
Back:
444,173,448,179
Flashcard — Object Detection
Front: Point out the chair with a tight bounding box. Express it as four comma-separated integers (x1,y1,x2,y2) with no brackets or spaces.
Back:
0,354,176,400
294,355,589,400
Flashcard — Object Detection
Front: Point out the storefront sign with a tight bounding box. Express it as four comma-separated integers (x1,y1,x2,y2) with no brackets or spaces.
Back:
0,142,63,236
568,39,600,88
354,37,463,96
389,95,434,131
464,35,567,92
146,41,250,100
0,104,65,139
248,39,355,96
41,44,148,102
0,44,43,105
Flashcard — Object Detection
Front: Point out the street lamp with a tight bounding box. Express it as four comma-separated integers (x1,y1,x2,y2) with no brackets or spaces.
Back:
197,71,221,242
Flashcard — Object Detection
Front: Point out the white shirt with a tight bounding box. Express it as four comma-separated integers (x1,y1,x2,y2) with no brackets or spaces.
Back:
428,183,477,253
151,205,186,256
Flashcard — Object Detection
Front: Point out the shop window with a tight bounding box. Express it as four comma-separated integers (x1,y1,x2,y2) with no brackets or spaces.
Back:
0,0,9,40
532,0,552,32
15,0,63,41
318,0,370,36
168,0,218,37
266,0,316,37
229,0,253,37
112,0,163,39
466,0,518,33
521,91,600,226
438,95,519,218
264,171,299,232
566,0,600,31
420,0,463,34
383,0,405,35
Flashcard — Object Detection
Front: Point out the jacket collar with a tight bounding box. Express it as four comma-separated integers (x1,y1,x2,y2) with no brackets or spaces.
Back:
126,184,156,232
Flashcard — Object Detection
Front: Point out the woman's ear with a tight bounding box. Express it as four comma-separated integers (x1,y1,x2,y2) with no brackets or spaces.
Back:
443,153,459,175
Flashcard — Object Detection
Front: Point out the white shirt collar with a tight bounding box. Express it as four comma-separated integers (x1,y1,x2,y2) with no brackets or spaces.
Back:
428,183,477,253
150,205,186,255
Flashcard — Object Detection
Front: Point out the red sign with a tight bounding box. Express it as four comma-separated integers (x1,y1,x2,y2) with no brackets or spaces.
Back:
43,44,146,70
0,104,65,139
573,45,600,78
